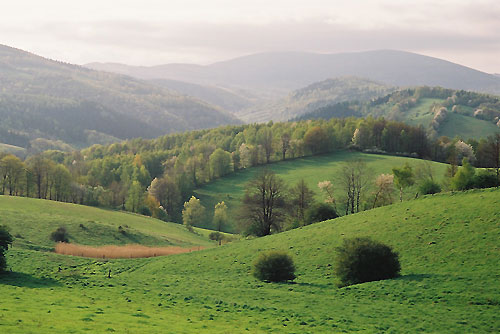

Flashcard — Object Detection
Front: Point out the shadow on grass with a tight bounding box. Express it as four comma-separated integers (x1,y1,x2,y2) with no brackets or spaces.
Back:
395,273,434,282
293,282,333,289
0,272,62,288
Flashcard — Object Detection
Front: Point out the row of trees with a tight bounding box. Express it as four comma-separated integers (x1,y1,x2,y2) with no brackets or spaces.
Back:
1,118,499,231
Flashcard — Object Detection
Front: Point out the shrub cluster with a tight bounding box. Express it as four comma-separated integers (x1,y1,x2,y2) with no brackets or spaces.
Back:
418,179,442,195
50,227,69,243
334,237,400,287
304,203,338,225
253,251,296,282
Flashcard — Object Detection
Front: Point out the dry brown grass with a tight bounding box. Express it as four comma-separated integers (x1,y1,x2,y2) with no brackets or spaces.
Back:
54,243,202,259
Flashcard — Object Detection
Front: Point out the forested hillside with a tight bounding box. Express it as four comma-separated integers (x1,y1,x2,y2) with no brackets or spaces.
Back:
237,77,394,122
1,116,498,231
0,45,240,152
298,86,500,140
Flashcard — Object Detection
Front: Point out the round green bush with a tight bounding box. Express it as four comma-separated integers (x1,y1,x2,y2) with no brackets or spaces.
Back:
50,227,69,243
418,179,442,195
304,203,338,225
334,237,400,287
252,251,296,282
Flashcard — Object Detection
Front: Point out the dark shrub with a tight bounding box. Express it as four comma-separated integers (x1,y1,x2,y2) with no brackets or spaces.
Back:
418,179,442,195
50,227,69,243
252,251,296,282
118,226,127,235
0,225,13,273
334,237,400,287
209,231,224,243
156,208,169,222
139,206,152,217
304,203,338,225
473,170,500,189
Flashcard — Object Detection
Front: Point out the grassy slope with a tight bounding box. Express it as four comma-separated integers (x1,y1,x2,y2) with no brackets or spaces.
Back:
440,113,500,140
402,98,500,139
0,196,214,249
0,143,26,156
1,188,499,333
194,151,449,231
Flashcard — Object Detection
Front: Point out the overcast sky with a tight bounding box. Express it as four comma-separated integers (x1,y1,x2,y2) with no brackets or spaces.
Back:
1,0,499,73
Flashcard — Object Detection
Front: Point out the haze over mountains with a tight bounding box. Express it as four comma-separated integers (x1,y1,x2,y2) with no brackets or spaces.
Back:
0,45,239,152
2,44,500,155
87,50,500,97
87,50,500,122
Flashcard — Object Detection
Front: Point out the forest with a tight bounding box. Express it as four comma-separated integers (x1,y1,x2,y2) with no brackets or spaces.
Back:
1,116,499,232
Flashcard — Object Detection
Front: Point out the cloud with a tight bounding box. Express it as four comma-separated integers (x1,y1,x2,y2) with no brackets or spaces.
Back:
0,1,499,72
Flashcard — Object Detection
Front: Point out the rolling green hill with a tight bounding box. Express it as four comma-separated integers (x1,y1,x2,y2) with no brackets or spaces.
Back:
0,44,240,151
0,196,214,250
299,87,500,140
194,151,449,232
1,188,499,333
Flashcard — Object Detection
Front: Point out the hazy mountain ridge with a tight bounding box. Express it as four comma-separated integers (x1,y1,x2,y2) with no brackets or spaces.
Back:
86,50,500,95
0,45,240,151
237,77,396,122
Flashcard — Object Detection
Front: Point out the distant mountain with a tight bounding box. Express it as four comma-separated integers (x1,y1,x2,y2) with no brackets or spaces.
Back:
0,45,240,151
296,86,500,140
237,77,395,122
86,50,500,96
148,78,257,112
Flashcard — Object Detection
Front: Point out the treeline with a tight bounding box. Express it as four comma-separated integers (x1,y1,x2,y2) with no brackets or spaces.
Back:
1,118,499,229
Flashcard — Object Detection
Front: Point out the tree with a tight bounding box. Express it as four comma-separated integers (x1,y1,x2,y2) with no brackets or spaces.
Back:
339,159,370,214
239,169,287,236
0,225,13,273
484,134,500,182
290,179,315,223
392,163,414,202
125,181,144,213
372,174,395,208
280,132,291,160
213,201,228,234
148,176,181,219
52,164,72,202
304,126,329,154
256,127,274,163
26,155,50,199
182,196,205,231
318,180,336,209
0,154,25,196
209,148,233,179
451,158,475,191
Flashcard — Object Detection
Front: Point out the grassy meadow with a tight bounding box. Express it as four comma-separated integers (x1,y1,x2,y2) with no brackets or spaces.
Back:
0,196,215,250
194,151,449,231
0,188,499,333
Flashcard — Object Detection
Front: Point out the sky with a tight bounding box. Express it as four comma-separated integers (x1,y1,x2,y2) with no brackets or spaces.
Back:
1,0,499,73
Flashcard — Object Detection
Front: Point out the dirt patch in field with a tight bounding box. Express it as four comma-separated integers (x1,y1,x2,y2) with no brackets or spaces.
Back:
54,243,202,259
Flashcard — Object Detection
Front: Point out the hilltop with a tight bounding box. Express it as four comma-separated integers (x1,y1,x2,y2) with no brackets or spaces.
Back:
1,188,499,332
0,45,240,152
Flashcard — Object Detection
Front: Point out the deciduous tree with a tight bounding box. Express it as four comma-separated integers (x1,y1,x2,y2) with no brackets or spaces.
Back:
239,169,287,236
